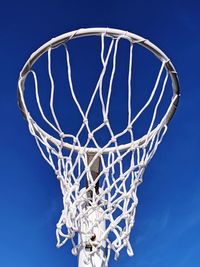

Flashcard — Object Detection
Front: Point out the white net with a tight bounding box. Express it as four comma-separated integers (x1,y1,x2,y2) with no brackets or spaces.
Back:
18,29,179,266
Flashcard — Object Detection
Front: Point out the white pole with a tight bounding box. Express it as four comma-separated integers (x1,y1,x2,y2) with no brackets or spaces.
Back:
78,153,105,267
78,213,105,267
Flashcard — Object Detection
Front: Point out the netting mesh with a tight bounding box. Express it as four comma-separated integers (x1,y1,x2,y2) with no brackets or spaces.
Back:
20,32,178,266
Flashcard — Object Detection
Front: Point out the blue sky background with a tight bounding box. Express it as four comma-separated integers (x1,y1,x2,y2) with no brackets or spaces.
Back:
1,1,200,267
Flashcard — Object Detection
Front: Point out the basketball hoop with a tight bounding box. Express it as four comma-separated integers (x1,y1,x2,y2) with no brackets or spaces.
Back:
18,28,180,267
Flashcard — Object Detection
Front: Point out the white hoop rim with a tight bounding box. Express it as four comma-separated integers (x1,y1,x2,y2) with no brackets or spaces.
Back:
18,27,180,154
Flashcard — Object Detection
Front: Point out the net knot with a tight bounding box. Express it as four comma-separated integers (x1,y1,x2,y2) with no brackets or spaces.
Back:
59,131,65,139
127,124,132,131
55,170,59,176
117,156,122,163
73,137,79,144
139,163,146,169
111,137,116,143
104,168,109,174
79,148,85,156
88,133,93,139
83,117,88,124
130,144,135,151
57,153,64,160
56,175,62,180
104,117,109,124
67,170,72,177
55,170,62,180
85,167,90,173
56,223,62,230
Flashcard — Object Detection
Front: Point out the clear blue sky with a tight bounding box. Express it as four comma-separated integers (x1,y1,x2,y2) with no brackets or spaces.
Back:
0,1,200,267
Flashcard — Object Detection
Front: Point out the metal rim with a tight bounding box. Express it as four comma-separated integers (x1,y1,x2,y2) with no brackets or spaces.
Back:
18,27,180,153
